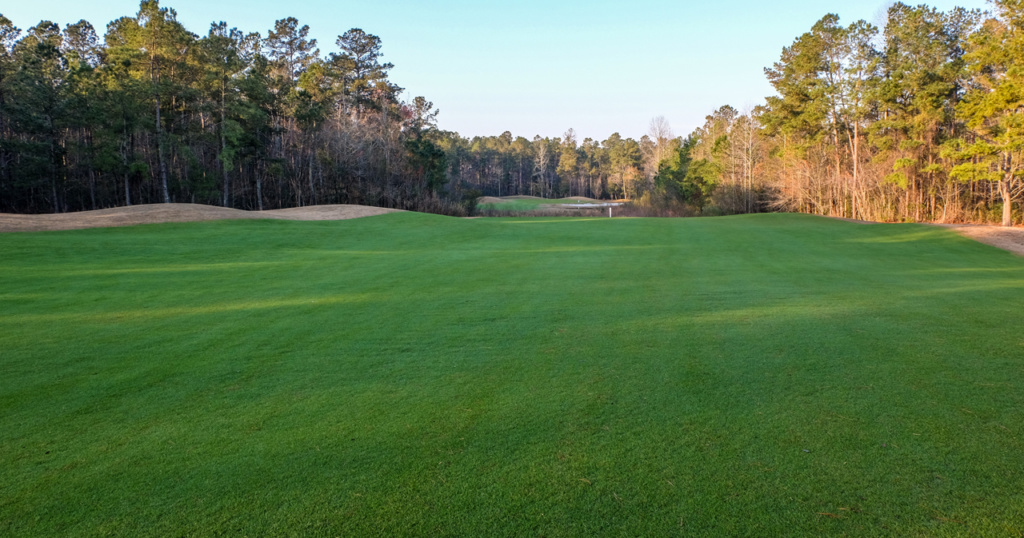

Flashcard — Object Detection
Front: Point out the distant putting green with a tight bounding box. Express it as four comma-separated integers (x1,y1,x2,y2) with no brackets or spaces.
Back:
476,197,598,212
2,213,1024,535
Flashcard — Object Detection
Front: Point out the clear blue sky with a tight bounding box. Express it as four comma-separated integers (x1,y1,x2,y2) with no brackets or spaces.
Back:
5,0,992,140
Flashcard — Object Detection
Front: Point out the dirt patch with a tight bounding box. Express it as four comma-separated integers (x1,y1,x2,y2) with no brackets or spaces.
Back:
0,203,402,233
933,224,1024,256
821,216,1024,255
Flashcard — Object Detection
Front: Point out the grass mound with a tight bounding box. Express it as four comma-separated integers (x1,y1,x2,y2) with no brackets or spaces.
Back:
2,213,1023,535
0,203,400,232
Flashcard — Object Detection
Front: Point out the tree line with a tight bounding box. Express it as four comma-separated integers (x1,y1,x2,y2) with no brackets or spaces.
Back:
440,1,1024,225
440,109,764,217
0,1,454,215
756,0,1024,226
3,1,1023,225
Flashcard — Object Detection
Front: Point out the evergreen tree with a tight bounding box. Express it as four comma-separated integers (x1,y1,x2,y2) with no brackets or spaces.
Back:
951,0,1024,226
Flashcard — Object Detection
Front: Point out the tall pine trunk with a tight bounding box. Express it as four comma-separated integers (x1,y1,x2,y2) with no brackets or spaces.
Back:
852,122,859,219
156,92,170,204
220,88,230,207
89,168,97,210
49,136,59,213
1000,176,1012,227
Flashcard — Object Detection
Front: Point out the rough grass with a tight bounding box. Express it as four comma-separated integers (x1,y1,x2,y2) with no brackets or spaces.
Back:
2,213,1024,535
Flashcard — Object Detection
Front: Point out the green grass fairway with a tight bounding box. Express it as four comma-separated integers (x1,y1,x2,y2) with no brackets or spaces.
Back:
3,214,1024,535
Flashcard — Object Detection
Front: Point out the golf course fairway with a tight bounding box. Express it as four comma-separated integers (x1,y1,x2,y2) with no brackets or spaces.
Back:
1,213,1023,535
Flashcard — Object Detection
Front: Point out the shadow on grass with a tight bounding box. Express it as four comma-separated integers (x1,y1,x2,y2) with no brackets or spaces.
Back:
0,293,377,324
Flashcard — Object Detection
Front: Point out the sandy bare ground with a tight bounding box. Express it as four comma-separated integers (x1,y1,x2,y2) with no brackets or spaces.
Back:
0,203,402,233
822,215,1024,256
933,224,1024,256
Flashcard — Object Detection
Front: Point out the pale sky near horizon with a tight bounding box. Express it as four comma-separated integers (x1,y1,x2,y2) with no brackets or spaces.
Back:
4,0,992,141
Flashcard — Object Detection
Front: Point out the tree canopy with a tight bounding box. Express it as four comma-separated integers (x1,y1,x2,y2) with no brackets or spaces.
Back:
2,1,1022,224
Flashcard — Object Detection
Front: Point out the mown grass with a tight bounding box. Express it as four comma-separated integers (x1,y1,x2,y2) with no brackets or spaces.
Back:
476,197,596,211
1,213,1023,536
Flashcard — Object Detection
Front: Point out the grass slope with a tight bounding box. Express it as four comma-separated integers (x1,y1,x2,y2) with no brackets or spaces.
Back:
1,214,1023,536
